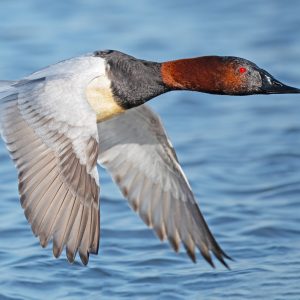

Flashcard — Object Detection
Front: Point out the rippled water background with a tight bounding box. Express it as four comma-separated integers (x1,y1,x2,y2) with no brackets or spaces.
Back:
1,1,300,299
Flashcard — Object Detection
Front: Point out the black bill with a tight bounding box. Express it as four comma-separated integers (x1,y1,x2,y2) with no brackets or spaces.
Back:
260,69,300,94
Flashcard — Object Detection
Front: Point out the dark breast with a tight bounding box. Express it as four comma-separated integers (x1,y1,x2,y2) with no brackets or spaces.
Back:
94,50,169,109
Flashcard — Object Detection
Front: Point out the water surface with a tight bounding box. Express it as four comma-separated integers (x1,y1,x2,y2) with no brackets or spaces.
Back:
0,1,300,299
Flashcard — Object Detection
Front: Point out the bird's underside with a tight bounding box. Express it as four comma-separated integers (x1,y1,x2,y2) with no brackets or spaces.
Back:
0,55,230,268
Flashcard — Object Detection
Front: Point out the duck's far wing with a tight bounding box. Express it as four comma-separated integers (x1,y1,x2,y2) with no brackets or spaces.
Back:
98,105,231,268
0,77,100,265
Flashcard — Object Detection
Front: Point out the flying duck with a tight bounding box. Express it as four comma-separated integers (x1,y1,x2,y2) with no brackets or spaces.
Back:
0,50,299,268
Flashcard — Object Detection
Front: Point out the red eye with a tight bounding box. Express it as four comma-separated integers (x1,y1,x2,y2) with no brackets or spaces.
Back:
239,67,247,74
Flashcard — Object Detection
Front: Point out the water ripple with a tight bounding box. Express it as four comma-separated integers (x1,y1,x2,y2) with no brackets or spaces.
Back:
1,0,300,299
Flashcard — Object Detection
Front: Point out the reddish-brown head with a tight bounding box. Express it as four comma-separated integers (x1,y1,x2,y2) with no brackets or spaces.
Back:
161,56,300,95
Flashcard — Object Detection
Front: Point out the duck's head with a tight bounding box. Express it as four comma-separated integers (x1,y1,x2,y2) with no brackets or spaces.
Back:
91,50,300,120
161,56,300,96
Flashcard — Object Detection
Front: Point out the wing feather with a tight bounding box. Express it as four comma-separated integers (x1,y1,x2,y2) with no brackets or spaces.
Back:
0,75,100,265
98,104,231,267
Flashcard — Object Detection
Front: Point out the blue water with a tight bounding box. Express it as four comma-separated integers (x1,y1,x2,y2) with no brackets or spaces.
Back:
1,0,300,299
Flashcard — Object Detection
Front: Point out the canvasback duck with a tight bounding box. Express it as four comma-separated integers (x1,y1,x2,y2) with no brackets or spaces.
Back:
0,50,299,268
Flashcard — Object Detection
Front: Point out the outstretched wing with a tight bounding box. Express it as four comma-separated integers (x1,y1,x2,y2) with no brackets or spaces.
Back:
98,105,230,268
0,63,101,265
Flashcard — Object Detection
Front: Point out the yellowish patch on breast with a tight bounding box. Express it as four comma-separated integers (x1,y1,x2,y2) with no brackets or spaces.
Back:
86,76,125,122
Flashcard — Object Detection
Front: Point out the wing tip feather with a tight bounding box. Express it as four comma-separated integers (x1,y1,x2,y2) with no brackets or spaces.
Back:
79,251,89,266
183,243,196,263
168,236,180,253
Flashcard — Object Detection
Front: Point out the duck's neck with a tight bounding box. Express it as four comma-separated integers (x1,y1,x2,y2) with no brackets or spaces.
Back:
106,57,169,109
107,55,227,110
161,56,227,95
